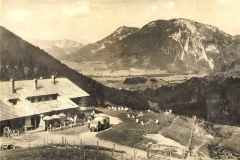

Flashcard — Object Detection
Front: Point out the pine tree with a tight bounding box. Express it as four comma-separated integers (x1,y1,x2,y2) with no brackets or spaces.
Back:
27,57,34,79
17,60,25,80
0,65,10,80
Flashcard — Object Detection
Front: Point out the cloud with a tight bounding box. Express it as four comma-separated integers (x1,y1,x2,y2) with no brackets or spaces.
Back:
63,2,90,18
8,9,31,22
159,0,175,9
151,4,159,12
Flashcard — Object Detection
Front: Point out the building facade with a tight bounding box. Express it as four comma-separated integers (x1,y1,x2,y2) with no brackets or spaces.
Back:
0,77,89,135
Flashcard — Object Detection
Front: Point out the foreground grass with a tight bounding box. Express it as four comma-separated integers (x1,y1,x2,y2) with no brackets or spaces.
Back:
94,107,240,158
0,146,115,160
96,108,174,150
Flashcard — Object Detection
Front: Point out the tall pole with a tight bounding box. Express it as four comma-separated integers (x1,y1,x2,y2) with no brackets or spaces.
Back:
187,115,196,151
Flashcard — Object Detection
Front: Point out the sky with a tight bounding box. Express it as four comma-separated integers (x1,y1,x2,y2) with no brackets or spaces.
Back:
1,0,240,44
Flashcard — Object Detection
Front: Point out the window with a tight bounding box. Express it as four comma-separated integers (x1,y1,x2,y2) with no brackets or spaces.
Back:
26,93,58,103
8,98,18,105
38,97,42,102
52,94,57,100
49,95,53,100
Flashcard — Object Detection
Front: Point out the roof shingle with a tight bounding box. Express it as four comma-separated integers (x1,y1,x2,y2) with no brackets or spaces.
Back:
0,78,89,121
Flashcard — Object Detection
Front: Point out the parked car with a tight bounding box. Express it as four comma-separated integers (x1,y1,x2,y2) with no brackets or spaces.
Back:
89,116,110,132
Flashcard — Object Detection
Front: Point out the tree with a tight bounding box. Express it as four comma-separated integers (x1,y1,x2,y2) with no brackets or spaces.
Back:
197,87,207,120
27,57,34,79
17,60,25,80
0,65,10,80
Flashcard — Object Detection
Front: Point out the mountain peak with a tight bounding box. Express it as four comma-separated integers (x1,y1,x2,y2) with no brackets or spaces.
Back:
67,18,239,74
113,26,139,35
26,39,84,59
79,26,139,54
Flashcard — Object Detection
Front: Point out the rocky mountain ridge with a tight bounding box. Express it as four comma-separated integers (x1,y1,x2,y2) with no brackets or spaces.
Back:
27,39,84,60
68,18,240,75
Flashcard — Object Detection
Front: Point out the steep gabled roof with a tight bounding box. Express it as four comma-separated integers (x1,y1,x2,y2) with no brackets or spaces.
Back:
0,78,89,121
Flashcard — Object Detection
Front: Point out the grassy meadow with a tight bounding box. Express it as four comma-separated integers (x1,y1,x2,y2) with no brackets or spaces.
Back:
96,108,175,150
93,107,240,159
0,146,115,160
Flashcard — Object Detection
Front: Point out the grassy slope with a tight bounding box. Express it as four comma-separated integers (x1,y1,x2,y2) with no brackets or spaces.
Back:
0,146,114,160
96,108,174,150
95,108,240,158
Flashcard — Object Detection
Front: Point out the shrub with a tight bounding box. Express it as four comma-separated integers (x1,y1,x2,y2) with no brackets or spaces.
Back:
123,77,147,85
150,78,158,83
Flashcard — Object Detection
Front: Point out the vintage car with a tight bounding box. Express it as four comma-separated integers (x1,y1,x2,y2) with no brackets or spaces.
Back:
89,116,110,132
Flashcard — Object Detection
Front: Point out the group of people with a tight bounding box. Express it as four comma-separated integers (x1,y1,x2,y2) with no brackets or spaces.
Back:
127,111,159,127
108,106,129,112
88,110,96,128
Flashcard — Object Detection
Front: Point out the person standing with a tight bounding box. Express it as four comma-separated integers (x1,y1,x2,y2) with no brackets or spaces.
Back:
88,118,91,128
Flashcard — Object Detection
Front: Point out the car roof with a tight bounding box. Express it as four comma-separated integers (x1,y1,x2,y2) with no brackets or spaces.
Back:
93,116,109,121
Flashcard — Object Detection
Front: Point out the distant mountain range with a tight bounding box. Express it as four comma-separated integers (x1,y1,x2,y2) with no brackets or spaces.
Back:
27,39,84,60
66,26,139,61
66,18,240,75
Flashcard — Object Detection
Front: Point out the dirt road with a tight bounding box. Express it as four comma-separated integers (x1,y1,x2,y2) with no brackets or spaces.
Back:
0,113,149,159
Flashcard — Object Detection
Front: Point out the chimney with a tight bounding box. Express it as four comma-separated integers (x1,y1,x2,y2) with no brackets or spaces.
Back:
10,79,15,93
33,79,37,90
51,75,55,84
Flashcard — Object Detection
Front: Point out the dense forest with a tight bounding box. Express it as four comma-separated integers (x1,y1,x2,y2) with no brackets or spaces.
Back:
0,26,149,110
123,77,147,85
142,76,240,126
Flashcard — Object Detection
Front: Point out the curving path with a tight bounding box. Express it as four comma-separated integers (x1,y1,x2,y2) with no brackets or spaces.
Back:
3,113,148,159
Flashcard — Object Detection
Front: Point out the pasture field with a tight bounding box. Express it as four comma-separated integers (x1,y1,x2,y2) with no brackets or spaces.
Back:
62,60,206,91
93,107,240,159
96,108,175,150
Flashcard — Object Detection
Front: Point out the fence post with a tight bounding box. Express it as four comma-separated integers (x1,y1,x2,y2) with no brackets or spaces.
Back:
65,142,66,152
51,139,53,146
121,153,123,160
97,141,99,151
112,147,114,156
134,147,137,160
74,142,75,153
84,149,86,158
80,140,82,150
113,143,115,152
44,138,45,146
62,136,64,145
134,147,135,160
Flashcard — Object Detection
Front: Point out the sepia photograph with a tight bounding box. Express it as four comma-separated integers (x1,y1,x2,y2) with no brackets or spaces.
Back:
0,0,240,159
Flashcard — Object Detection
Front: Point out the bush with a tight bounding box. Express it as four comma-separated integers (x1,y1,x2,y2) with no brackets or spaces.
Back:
123,77,147,85
150,78,158,83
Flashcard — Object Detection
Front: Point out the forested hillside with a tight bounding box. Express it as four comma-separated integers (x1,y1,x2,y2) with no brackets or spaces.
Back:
0,26,149,110
142,76,240,126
